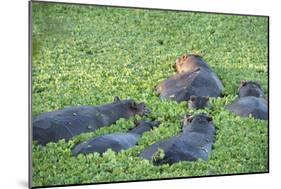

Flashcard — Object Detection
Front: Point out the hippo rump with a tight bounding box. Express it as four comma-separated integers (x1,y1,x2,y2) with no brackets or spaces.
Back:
227,80,268,120
139,114,215,165
156,54,224,102
72,120,160,156
226,96,268,120
156,67,223,102
33,97,150,145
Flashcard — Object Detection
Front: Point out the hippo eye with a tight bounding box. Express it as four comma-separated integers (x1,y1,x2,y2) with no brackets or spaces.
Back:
130,102,138,110
207,117,213,122
190,96,196,101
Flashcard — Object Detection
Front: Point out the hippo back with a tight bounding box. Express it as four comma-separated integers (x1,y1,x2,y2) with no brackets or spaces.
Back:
226,96,268,120
139,131,214,164
72,133,140,155
33,100,140,145
156,68,223,102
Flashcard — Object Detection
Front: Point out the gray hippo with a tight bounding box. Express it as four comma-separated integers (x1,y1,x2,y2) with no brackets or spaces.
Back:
238,80,265,98
33,97,151,145
156,54,224,102
72,120,160,156
188,95,210,110
226,81,268,120
139,113,215,165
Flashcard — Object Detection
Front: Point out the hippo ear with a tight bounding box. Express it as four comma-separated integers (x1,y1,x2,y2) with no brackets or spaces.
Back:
190,96,196,101
113,96,121,103
183,54,188,59
240,80,247,87
187,117,193,123
130,101,138,110
184,115,193,123
207,116,213,122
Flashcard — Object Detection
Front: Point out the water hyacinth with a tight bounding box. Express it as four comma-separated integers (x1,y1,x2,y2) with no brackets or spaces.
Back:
31,2,268,187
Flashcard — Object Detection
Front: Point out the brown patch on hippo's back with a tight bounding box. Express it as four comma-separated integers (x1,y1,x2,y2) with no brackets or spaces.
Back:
175,54,188,67
177,54,192,63
175,54,204,73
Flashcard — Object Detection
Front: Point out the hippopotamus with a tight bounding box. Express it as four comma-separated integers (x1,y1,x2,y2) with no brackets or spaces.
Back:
226,81,268,120
175,54,211,73
238,80,265,98
188,95,210,110
33,97,151,145
226,97,268,120
72,120,160,156
139,113,215,165
156,54,224,102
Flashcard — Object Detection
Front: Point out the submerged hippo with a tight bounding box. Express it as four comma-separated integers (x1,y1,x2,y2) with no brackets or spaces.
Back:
72,120,160,156
33,97,150,145
226,96,268,120
188,95,210,110
238,80,265,98
139,114,215,165
227,81,268,120
156,54,224,102
175,54,210,73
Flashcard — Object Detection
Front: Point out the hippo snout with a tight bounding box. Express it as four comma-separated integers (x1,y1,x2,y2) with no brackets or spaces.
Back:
144,107,151,115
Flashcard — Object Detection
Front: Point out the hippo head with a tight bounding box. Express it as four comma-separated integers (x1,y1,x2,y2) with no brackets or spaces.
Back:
129,120,160,135
175,54,206,73
188,96,210,110
238,80,264,98
134,120,161,129
182,113,213,133
113,97,151,116
129,101,151,116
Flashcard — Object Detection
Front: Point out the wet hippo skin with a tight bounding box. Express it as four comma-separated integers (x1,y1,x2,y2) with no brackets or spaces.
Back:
33,97,150,145
227,81,268,120
72,120,160,156
156,54,224,102
139,114,215,165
